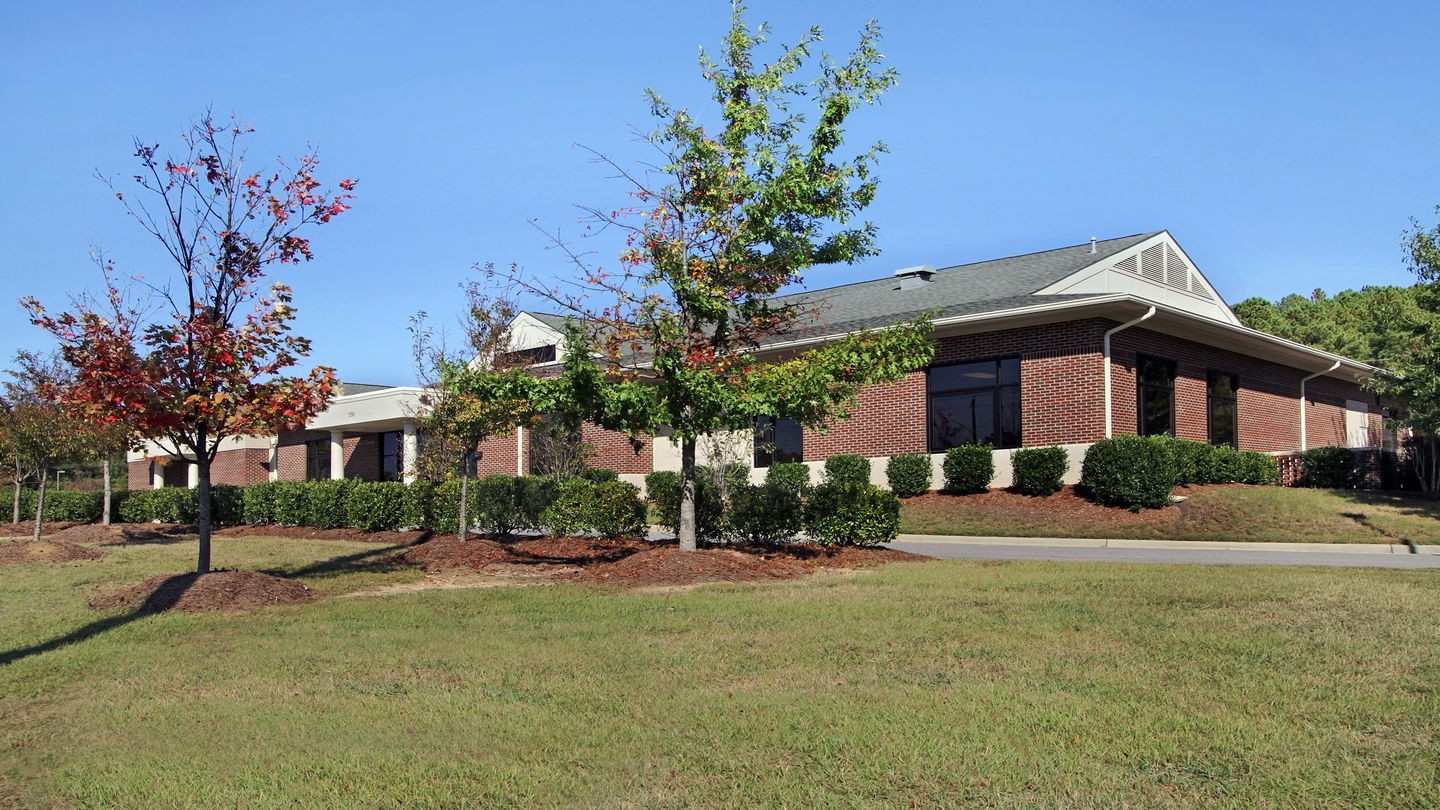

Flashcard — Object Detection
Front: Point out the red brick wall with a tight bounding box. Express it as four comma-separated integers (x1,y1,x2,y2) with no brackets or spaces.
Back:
805,320,1110,457
210,448,271,486
582,423,653,474
276,429,381,481
1110,326,1377,452
128,459,151,490
476,432,519,477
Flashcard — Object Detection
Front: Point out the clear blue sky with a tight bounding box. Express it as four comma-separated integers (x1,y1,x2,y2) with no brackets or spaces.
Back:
3,0,1437,385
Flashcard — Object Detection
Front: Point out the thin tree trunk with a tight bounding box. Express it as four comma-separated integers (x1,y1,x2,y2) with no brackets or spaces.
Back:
458,452,471,542
678,436,697,552
102,457,112,526
11,462,20,524
196,454,213,574
31,466,46,542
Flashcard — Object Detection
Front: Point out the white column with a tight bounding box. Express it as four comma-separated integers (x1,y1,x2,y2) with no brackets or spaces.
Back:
268,437,280,482
187,461,199,489
516,426,525,476
330,430,345,480
401,421,418,484
151,459,164,489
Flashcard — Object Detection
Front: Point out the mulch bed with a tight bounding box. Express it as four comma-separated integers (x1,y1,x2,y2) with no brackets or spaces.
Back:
90,570,319,613
0,521,90,538
402,532,925,588
214,525,431,545
0,539,105,565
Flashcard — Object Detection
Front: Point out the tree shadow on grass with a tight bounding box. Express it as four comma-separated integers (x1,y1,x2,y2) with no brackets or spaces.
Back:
259,544,413,581
0,574,199,667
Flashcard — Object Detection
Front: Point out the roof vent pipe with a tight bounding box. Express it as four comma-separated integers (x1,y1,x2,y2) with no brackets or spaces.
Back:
1103,306,1156,438
1090,237,1097,254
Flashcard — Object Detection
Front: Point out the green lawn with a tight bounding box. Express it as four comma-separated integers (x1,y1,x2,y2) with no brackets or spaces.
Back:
2,535,1437,808
901,485,1440,544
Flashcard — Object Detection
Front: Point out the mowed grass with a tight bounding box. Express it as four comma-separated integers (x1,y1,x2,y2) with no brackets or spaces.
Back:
901,485,1440,544
1,538,1437,808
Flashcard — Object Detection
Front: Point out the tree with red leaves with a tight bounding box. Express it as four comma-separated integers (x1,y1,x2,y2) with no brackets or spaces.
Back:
448,8,935,551
23,112,355,573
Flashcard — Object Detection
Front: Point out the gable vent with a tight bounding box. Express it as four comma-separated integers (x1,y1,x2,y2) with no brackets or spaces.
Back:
1165,246,1188,287
1114,255,1138,274
1189,275,1213,300
1140,244,1165,282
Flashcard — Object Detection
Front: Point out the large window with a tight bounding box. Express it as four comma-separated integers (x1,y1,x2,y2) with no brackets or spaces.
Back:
379,431,402,481
754,416,803,467
1207,371,1238,447
305,438,331,481
1136,355,1176,437
928,357,1021,451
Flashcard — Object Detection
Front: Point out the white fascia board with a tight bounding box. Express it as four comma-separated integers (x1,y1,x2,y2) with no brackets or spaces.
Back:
307,386,428,432
751,294,1375,380
1034,232,1241,326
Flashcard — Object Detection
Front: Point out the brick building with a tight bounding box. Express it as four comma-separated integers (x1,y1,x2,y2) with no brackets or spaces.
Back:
128,231,1386,492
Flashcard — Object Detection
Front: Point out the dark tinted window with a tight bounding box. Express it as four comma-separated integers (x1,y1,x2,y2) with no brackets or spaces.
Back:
1137,355,1176,437
755,416,804,467
306,438,331,481
1207,371,1239,447
380,431,402,481
929,357,1021,450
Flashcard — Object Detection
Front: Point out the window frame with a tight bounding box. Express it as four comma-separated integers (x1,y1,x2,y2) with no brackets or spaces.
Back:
926,355,1022,452
305,438,331,481
754,415,804,468
1136,354,1177,437
1206,370,1239,448
379,431,402,482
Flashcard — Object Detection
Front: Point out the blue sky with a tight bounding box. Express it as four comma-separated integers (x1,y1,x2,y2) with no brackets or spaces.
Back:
3,0,1437,385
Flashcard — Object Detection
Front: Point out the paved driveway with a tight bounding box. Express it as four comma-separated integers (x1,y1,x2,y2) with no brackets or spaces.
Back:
888,535,1440,569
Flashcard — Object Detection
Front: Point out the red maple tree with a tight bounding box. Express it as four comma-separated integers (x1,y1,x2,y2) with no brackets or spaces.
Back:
23,112,355,573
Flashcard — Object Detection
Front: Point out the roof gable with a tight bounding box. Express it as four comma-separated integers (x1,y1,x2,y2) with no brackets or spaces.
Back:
1032,231,1239,325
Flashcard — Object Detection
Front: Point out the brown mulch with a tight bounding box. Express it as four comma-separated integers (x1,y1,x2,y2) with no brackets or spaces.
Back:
214,525,432,545
0,539,105,565
399,532,923,588
90,570,319,614
0,521,90,538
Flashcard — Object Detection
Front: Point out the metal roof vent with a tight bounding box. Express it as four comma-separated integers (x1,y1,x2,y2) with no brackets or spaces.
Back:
893,264,936,290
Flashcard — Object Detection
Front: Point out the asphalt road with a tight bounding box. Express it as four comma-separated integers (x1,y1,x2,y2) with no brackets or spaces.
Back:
888,538,1440,569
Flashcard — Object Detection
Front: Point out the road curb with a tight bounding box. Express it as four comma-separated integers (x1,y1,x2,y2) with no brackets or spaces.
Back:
892,534,1438,556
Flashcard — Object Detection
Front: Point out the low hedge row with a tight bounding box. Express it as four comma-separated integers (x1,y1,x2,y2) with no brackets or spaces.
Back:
1081,435,1280,509
15,489,108,523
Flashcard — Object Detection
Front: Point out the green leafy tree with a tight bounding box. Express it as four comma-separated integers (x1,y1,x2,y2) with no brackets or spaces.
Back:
1373,207,1440,492
446,7,935,551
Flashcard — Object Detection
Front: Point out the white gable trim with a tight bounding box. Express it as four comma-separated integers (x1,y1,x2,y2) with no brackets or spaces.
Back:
1033,231,1240,326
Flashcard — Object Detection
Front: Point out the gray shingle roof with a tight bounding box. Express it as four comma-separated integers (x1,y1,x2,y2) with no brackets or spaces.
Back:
522,232,1160,350
771,232,1158,340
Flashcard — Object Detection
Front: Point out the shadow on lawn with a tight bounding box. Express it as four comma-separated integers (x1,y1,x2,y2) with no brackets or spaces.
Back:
259,544,412,581
0,575,201,667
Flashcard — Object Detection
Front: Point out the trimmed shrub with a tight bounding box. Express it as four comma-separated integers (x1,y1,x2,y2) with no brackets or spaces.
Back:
474,474,525,536
1205,445,1244,484
347,481,410,532
824,454,871,486
943,445,994,494
272,481,311,526
885,454,932,498
763,462,811,496
581,467,619,483
210,484,244,526
1300,446,1357,489
727,482,804,544
1235,451,1280,485
404,479,437,531
646,468,725,540
542,479,646,538
802,483,901,547
18,489,104,523
1167,438,1213,485
431,478,474,535
118,487,198,523
719,462,751,497
1080,435,1175,509
1011,446,1069,497
109,490,130,524
517,475,558,532
243,481,279,525
307,479,355,529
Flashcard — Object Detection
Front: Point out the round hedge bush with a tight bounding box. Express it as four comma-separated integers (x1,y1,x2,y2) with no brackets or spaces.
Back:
802,482,901,547
823,454,871,487
885,454,932,498
942,445,994,494
727,482,804,544
763,462,812,496
1011,446,1068,496
1080,435,1175,509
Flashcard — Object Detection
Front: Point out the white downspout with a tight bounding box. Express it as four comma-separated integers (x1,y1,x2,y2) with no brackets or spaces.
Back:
1103,306,1156,438
1299,361,1341,451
